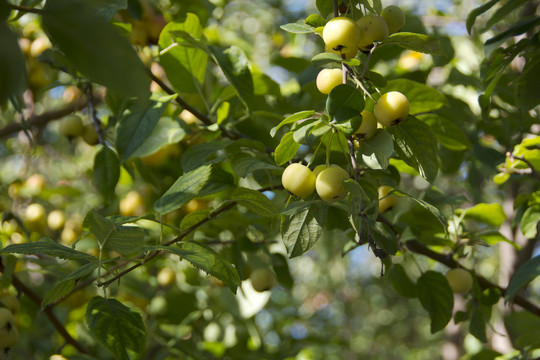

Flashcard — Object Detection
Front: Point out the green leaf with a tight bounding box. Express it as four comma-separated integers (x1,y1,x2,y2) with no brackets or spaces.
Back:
359,129,394,169
383,79,448,114
505,256,540,302
115,100,169,161
304,14,326,28
158,13,207,93
516,55,540,110
326,84,365,122
208,45,253,111
504,311,540,350
280,23,314,34
282,204,327,258
230,188,278,217
470,306,488,343
271,253,294,290
93,146,120,199
388,264,417,298
42,0,150,99
0,238,95,262
334,116,362,136
315,0,333,17
387,116,439,183
521,204,540,239
270,110,316,137
181,141,231,172
150,242,241,293
42,262,98,308
459,203,506,227
230,154,282,177
274,132,301,166
485,16,540,46
417,271,454,333
469,349,502,360
466,0,499,34
422,114,471,151
154,164,233,215
483,0,530,31
0,22,27,104
393,190,447,233
131,117,186,159
370,221,398,255
86,296,146,360
378,32,445,56
90,0,127,20
83,212,145,255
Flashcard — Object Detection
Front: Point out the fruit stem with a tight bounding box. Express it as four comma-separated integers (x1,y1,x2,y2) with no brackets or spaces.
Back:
332,0,339,17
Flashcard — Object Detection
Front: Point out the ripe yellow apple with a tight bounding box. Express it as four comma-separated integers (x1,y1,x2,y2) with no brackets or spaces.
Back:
119,191,145,216
50,355,69,360
355,110,377,139
357,15,389,51
322,17,361,59
373,91,409,126
180,109,199,125
446,268,473,294
23,174,46,196
185,199,208,213
381,5,406,35
59,114,84,138
315,166,350,202
62,85,81,103
282,163,316,199
47,210,65,232
378,185,398,213
157,267,176,287
0,308,18,351
30,37,51,57
0,295,20,315
250,268,276,292
25,203,46,225
316,68,343,95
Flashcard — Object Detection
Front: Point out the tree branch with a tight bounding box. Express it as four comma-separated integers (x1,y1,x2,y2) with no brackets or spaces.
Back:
8,4,44,14
0,259,89,354
0,97,94,138
405,239,540,318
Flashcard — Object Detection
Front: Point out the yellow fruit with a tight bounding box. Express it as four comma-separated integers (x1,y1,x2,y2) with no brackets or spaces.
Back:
47,210,66,232
322,17,361,59
315,166,350,203
0,295,20,315
445,268,473,294
119,191,145,216
50,355,69,360
316,68,343,95
62,85,81,103
250,268,276,293
23,174,46,196
180,110,199,125
357,15,389,51
381,5,406,35
282,163,316,198
25,203,46,225
157,267,176,287
378,186,398,213
373,91,409,126
355,110,377,139
185,199,208,213
30,37,51,57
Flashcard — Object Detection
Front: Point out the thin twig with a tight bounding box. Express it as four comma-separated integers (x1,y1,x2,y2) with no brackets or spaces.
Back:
85,84,105,145
8,4,44,14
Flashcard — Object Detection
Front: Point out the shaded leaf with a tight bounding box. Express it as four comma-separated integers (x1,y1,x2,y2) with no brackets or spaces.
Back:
0,22,26,103
326,84,365,122
282,204,327,258
0,238,95,262
93,146,120,199
230,187,278,217
417,271,454,333
505,256,540,301
379,32,445,56
274,132,301,166
270,110,316,137
388,264,417,298
86,296,146,360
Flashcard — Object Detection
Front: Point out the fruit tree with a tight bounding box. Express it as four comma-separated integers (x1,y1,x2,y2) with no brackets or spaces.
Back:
0,0,539,359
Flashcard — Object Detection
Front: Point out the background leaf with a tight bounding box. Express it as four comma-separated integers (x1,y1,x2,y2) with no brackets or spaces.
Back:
417,271,454,333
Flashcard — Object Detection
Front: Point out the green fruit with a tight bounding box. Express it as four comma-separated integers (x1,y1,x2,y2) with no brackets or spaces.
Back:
322,17,361,59
250,268,276,292
355,110,377,139
446,268,473,294
282,163,316,198
316,68,343,95
373,91,409,126
82,124,99,145
381,5,406,35
0,295,20,315
59,114,84,138
357,15,389,51
315,166,350,203
0,308,18,351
